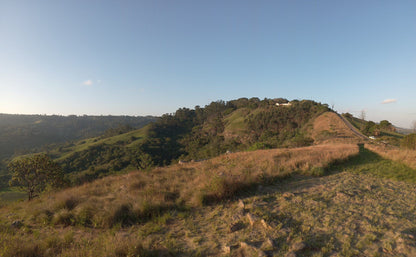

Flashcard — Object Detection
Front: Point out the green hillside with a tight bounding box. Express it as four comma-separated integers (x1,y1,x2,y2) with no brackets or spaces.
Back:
342,113,404,145
0,115,156,191
0,114,156,160
5,98,330,188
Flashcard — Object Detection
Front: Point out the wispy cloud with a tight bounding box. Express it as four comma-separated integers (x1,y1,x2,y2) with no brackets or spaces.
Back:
381,99,397,104
83,79,93,86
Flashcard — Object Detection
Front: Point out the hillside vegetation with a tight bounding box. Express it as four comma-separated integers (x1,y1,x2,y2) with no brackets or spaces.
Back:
0,115,156,191
0,114,156,160
342,113,403,145
0,144,359,256
3,143,416,256
37,98,331,185
3,98,416,256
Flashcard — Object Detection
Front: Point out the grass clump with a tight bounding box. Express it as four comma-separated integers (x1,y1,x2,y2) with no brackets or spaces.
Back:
53,195,79,211
52,208,74,226
105,203,137,228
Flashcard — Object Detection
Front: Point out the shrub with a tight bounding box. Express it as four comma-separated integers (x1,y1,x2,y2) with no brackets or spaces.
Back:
74,205,94,227
108,203,137,228
52,209,74,226
54,195,79,211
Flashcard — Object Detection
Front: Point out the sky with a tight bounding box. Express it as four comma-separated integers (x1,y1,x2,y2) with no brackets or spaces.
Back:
0,1,415,128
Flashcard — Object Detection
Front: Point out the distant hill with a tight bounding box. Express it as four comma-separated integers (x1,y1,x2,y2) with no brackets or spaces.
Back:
4,99,409,189
341,113,404,145
395,126,414,135
0,114,157,160
31,98,333,185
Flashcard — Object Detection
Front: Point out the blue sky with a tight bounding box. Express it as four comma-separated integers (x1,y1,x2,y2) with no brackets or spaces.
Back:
0,1,415,128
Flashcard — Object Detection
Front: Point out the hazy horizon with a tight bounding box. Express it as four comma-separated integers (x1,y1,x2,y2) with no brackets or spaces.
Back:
1,1,415,128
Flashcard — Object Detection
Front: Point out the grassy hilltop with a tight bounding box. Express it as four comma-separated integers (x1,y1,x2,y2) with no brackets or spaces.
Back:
3,98,332,187
2,98,416,256
2,142,416,256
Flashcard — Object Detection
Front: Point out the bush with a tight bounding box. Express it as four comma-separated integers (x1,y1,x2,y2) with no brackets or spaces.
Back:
52,209,74,226
108,203,137,228
54,195,79,211
75,205,94,227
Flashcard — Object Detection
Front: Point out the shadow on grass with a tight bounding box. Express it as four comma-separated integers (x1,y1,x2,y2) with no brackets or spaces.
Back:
207,147,416,204
327,148,384,171
327,147,416,183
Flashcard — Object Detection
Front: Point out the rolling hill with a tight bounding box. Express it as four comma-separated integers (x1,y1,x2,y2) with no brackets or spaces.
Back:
0,114,157,160
31,98,333,185
2,98,416,256
2,142,416,256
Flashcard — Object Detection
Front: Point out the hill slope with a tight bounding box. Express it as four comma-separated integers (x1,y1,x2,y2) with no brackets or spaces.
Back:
311,112,367,144
29,98,331,185
0,114,156,160
3,143,416,256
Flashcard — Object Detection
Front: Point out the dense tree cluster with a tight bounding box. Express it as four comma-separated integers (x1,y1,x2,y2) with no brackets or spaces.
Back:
246,100,328,148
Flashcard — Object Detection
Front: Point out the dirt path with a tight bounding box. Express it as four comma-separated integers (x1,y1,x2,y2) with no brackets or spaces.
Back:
336,113,369,141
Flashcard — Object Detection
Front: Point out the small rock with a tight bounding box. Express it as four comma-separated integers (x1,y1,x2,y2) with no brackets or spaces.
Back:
229,222,244,233
283,192,294,199
246,213,257,226
222,245,231,254
261,219,272,230
291,241,306,251
238,199,245,209
240,242,250,248
261,238,275,250
11,220,23,228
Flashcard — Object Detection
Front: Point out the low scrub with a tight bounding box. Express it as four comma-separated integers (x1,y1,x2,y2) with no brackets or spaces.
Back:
1,144,359,230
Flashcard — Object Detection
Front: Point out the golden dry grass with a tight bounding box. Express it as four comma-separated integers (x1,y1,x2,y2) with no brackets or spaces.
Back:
0,144,359,256
311,112,363,144
366,143,416,170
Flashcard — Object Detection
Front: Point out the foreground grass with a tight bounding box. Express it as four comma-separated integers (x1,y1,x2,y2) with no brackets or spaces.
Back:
330,146,416,183
365,143,416,170
0,144,358,256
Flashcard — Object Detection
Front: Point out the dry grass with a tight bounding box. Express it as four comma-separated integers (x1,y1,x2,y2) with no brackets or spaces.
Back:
311,112,362,144
366,143,416,170
0,144,359,256
18,144,358,227
4,143,416,256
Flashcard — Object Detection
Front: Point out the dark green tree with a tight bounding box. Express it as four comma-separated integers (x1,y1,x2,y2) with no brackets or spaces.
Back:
8,154,64,200
133,150,154,171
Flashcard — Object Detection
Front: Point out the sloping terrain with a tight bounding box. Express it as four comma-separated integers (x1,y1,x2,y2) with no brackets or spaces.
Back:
0,144,360,256
310,112,366,144
3,143,416,256
0,114,156,160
